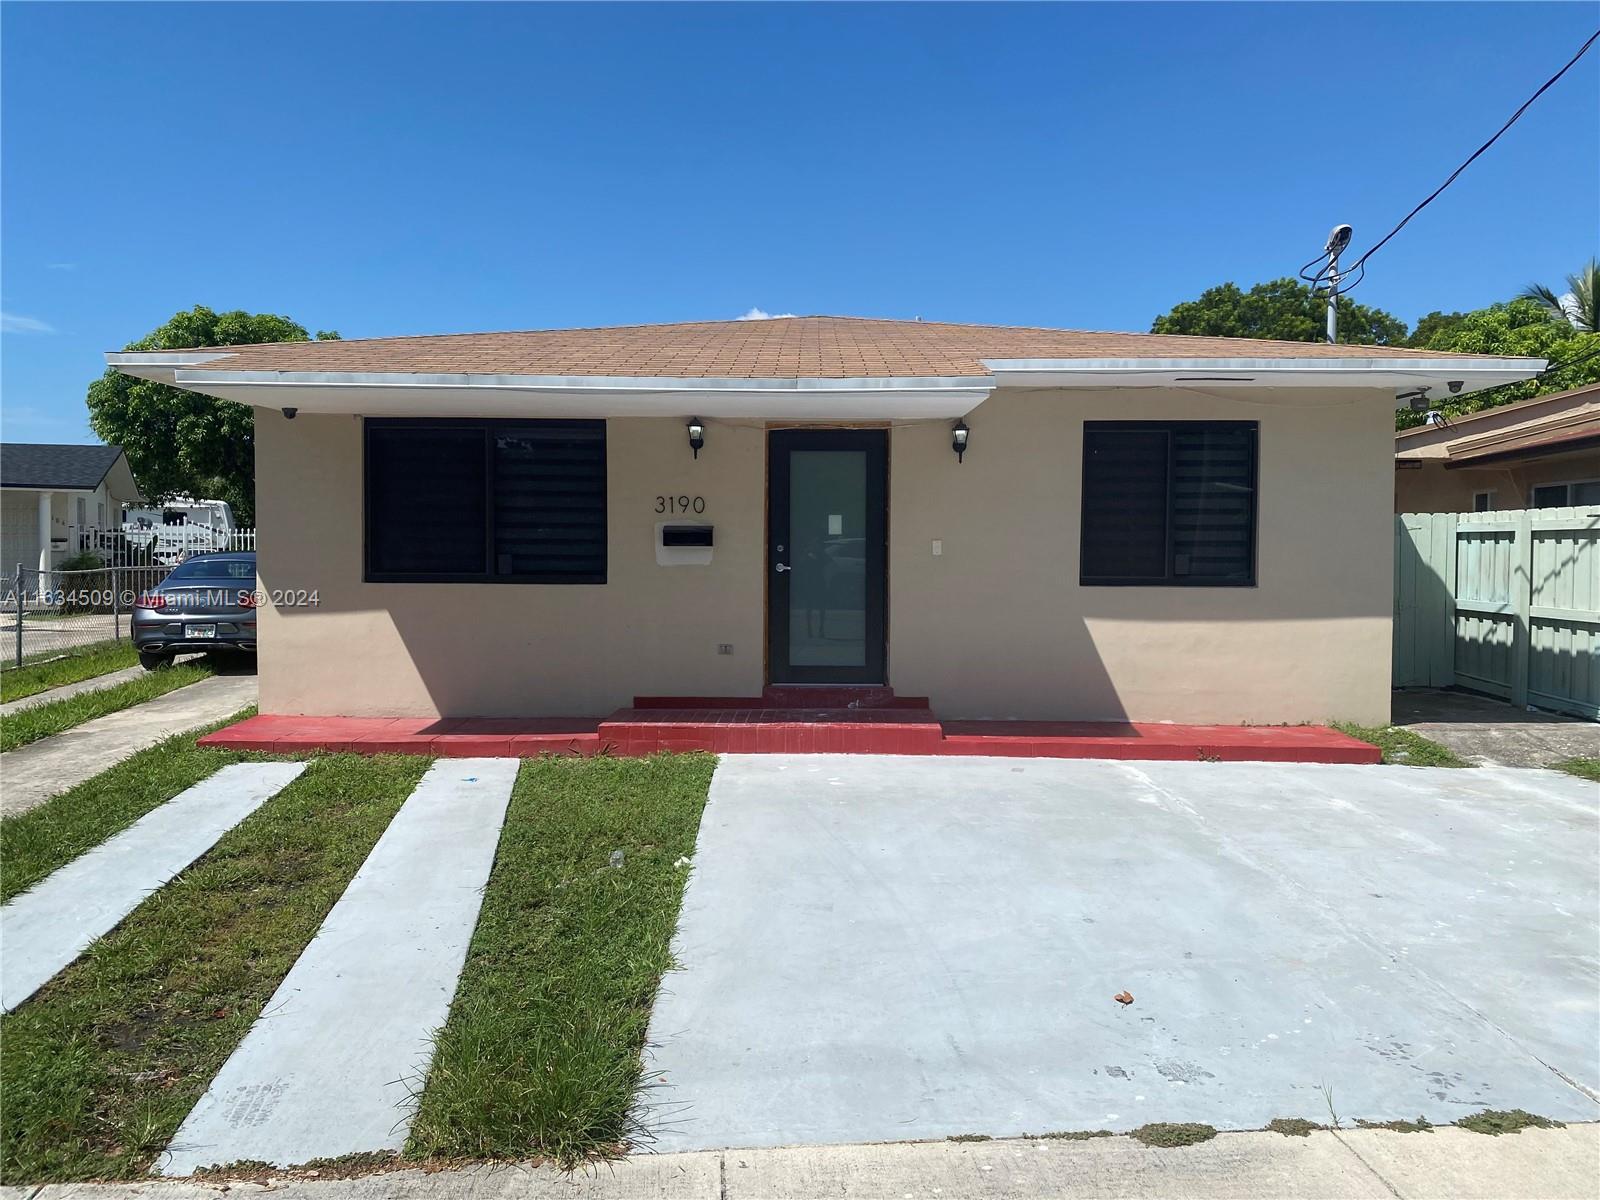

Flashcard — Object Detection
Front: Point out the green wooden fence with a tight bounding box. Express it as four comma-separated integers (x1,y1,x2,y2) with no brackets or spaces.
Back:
1395,506,1599,719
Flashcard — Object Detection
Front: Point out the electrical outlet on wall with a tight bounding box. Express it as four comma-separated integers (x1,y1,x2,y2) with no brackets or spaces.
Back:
717,643,734,655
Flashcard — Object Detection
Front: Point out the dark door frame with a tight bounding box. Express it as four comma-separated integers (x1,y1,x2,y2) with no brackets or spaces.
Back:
766,428,888,685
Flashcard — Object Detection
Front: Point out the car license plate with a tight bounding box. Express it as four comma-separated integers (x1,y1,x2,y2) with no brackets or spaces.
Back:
184,624,217,639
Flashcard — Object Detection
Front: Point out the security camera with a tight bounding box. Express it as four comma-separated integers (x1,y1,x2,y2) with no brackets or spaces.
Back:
282,407,298,419
1446,380,1464,394
1324,223,1353,255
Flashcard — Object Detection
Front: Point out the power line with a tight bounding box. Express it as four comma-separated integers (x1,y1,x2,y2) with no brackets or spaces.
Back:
1337,26,1599,295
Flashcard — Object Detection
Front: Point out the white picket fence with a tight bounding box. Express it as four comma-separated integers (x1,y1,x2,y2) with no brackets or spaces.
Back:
1394,506,1599,719
70,523,257,562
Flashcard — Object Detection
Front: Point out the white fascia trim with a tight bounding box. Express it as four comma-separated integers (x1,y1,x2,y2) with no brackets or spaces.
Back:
982,356,1544,376
105,351,236,367
167,369,995,393
981,356,1545,404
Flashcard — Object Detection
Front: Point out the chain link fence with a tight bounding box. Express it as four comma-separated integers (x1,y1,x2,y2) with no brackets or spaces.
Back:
3,563,178,668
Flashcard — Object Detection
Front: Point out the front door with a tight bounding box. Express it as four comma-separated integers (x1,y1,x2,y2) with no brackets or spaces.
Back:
767,429,887,684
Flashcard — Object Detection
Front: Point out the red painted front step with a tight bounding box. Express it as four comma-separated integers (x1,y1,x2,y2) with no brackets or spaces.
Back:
196,710,1379,764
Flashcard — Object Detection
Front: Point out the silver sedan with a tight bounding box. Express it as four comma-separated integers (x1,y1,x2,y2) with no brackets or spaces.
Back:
132,551,258,670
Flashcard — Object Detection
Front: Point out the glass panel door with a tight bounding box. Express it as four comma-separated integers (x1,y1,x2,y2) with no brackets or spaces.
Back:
767,430,887,684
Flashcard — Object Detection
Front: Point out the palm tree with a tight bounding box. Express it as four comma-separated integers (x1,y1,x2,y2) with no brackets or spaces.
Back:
1521,258,1599,332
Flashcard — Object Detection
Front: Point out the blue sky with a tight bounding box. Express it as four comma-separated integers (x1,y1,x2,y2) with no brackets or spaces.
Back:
3,1,1596,444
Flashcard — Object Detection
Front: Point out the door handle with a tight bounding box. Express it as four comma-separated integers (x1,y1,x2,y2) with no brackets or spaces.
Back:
774,563,791,572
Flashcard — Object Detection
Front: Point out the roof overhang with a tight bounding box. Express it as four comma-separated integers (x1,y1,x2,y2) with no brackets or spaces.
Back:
103,356,994,419
105,351,1547,417
1442,428,1600,468
981,357,1546,406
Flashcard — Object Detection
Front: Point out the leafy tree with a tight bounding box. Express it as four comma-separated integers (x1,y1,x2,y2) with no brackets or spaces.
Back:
1151,277,1408,345
1519,257,1599,332
87,307,339,525
1406,310,1469,348
1395,298,1600,428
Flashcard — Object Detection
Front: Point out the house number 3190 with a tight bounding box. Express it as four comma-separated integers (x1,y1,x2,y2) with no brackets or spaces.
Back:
655,495,705,514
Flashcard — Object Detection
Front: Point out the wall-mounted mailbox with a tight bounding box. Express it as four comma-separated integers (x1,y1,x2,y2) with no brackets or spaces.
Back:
656,521,713,566
662,525,714,547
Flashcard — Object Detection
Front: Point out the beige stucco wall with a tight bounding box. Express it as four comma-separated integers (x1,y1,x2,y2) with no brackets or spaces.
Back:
889,389,1395,724
256,387,1396,725
1394,448,1600,513
256,414,769,717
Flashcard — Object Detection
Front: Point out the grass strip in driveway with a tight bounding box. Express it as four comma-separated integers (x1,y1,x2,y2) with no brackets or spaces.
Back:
407,753,716,1169
1549,757,1600,782
1332,721,1471,767
0,659,217,753
0,709,259,905
0,641,140,701
0,752,431,1183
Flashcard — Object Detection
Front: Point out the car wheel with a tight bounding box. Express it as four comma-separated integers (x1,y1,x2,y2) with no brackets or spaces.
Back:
138,650,171,671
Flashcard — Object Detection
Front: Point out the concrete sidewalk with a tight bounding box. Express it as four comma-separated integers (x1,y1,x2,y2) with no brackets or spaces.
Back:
0,673,259,816
8,1125,1597,1199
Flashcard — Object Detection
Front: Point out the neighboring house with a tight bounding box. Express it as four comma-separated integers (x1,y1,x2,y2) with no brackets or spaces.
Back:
0,442,144,576
1395,382,1600,513
108,316,1542,726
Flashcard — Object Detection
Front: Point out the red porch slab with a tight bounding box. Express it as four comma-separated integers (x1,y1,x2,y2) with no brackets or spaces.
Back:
939,721,1380,765
196,713,1378,765
197,714,602,756
601,707,945,755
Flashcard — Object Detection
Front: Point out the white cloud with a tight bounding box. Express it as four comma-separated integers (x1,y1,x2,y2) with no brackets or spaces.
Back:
47,262,76,271
736,307,798,321
1,311,56,334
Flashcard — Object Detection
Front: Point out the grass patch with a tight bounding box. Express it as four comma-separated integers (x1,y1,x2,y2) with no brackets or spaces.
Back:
1,709,258,904
1029,1129,1114,1141
1130,1122,1217,1148
0,658,216,753
1549,757,1600,782
1355,1116,1433,1133
947,1133,992,1142
406,753,716,1168
1455,1109,1564,1136
0,641,138,701
1332,722,1471,768
0,752,431,1182
1267,1118,1322,1137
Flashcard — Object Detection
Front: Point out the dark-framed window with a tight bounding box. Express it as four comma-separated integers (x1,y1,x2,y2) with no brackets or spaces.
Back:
1080,421,1257,587
364,418,606,583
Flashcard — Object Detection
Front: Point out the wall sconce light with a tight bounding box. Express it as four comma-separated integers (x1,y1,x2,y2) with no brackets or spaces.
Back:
951,419,969,463
687,418,705,459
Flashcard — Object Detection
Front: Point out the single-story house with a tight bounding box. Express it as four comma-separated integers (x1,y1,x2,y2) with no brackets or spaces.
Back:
108,316,1544,727
0,442,144,577
1394,381,1600,513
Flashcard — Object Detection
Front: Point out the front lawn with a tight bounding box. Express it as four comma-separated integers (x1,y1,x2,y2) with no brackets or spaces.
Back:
0,752,430,1181
407,753,716,1167
0,658,216,753
1,749,717,1183
1332,722,1471,768
0,642,139,702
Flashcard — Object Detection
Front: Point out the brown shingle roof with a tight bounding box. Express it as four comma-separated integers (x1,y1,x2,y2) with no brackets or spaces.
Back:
170,316,1504,380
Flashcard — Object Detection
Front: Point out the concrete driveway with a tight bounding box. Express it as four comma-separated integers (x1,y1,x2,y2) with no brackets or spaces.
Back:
641,755,1600,1152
